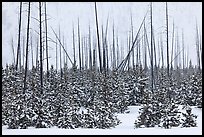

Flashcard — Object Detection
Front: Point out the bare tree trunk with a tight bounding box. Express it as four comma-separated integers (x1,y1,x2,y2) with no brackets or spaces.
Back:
22,35,25,69
11,37,15,65
81,37,84,70
63,35,65,67
166,2,169,77
59,25,62,76
112,23,116,70
44,2,49,78
105,15,109,72
200,33,202,68
102,25,106,73
30,33,34,68
116,33,119,69
153,30,157,77
36,36,39,68
196,21,201,70
157,35,161,68
85,37,88,70
150,2,154,92
78,18,82,71
39,2,43,94
56,37,58,70
171,21,174,70
182,29,185,70
73,24,76,68
88,24,92,70
144,21,148,71
93,43,96,71
174,29,178,69
23,2,31,94
127,33,130,71
160,34,164,68
131,12,135,70
16,2,22,70
94,2,102,73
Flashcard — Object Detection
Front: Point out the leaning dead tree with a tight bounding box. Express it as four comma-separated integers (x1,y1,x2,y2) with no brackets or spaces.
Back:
116,11,148,73
50,27,74,67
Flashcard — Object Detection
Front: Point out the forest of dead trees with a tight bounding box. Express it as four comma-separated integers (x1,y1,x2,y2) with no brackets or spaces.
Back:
2,2,202,129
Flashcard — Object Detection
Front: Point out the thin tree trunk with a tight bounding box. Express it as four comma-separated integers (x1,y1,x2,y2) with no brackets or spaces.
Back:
127,33,130,71
73,24,76,68
22,35,25,69
44,2,49,78
81,37,84,70
16,2,22,70
88,24,92,70
31,33,34,68
182,29,185,70
85,37,88,70
11,37,15,65
131,12,135,70
153,30,157,77
63,35,65,67
105,15,109,72
157,35,161,68
160,34,164,68
166,2,169,77
102,25,106,73
94,2,102,73
150,2,154,92
112,22,116,70
56,37,58,70
196,21,201,70
171,21,174,70
93,44,96,71
36,36,39,68
59,25,62,76
200,33,202,68
116,33,119,68
23,2,31,94
39,2,43,94
144,21,147,71
78,18,82,71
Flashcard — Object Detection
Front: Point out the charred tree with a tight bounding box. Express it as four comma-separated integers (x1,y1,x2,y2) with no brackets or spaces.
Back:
39,2,43,94
23,2,31,94
16,2,22,70
78,18,82,71
166,2,170,77
44,2,49,78
150,2,154,92
94,2,102,73
88,24,92,70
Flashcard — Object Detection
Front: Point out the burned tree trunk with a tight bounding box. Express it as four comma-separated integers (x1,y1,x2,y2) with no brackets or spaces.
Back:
16,2,22,70
94,2,102,73
23,2,31,94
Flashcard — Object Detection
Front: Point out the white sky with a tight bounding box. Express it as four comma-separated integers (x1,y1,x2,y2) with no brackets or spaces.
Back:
2,2,202,69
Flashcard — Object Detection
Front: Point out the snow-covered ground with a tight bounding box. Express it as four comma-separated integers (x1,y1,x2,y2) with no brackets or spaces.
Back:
2,106,202,135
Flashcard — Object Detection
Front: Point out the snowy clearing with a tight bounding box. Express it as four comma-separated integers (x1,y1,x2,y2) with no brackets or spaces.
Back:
2,106,202,135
